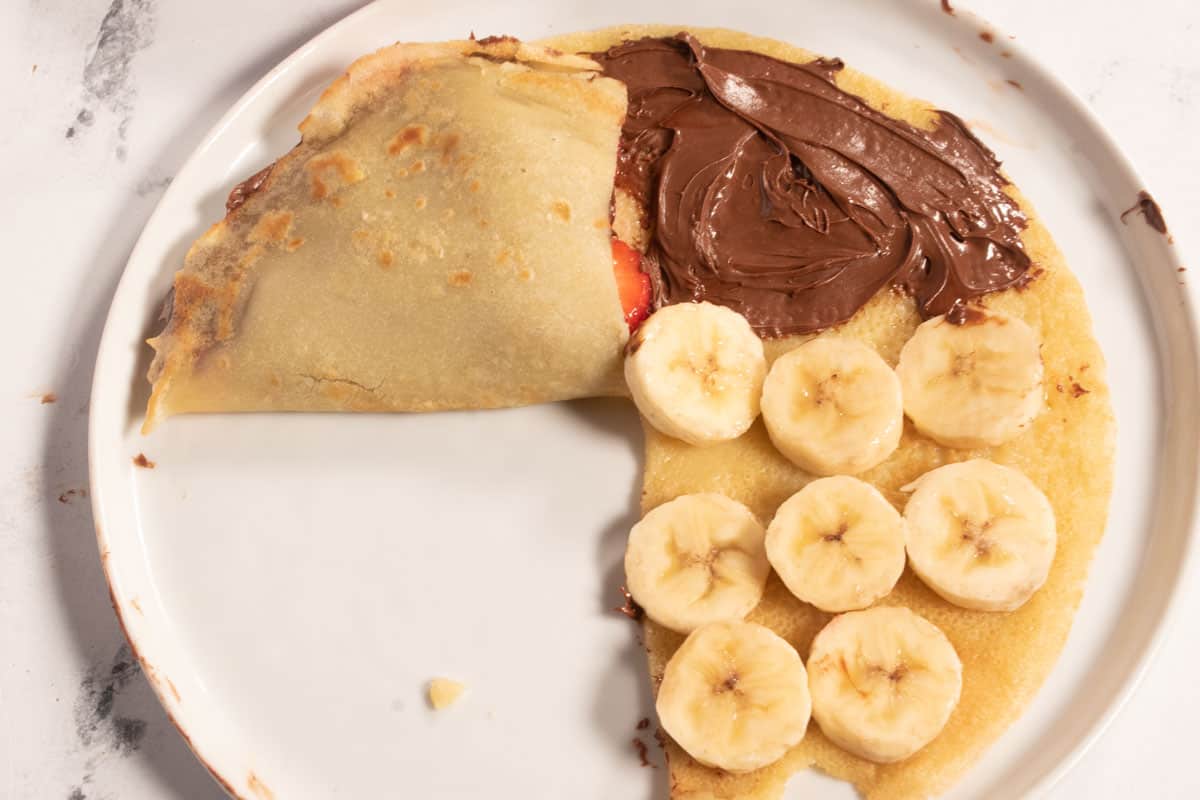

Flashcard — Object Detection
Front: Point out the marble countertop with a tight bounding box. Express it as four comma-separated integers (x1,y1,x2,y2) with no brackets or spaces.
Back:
2,1,1197,797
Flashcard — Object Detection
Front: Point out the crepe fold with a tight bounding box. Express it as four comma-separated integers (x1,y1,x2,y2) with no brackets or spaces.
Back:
144,38,629,431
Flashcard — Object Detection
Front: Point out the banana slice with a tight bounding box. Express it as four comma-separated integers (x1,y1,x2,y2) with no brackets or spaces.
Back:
760,337,902,476
902,459,1056,612
807,607,962,763
766,476,906,613
895,309,1043,449
625,301,766,446
625,493,769,634
657,621,811,772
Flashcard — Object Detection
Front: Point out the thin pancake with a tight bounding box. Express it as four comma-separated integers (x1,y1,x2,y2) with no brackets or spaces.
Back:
544,26,1115,800
144,39,629,431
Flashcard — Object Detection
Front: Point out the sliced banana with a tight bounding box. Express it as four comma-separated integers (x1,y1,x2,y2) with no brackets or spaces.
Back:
657,621,811,772
807,607,962,763
625,493,769,634
895,309,1043,449
625,301,766,446
760,337,902,476
766,476,906,613
902,459,1056,612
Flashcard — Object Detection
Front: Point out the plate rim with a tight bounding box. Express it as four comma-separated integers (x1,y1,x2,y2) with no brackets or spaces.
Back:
976,21,1200,800
88,4,388,796
87,2,1200,798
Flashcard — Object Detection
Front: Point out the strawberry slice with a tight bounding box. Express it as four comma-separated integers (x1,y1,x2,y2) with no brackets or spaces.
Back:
612,238,651,331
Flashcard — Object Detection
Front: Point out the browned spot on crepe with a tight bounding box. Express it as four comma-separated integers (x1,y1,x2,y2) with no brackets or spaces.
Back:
246,210,294,246
387,124,429,155
305,151,365,200
439,132,461,165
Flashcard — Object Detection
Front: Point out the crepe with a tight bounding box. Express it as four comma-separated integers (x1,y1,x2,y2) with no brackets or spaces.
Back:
544,26,1115,800
143,25,1116,800
144,38,629,431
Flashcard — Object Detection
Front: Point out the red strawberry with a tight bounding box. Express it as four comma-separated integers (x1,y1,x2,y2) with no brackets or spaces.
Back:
612,238,651,331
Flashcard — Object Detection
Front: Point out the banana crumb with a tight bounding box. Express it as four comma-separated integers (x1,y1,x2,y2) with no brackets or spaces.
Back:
427,678,465,710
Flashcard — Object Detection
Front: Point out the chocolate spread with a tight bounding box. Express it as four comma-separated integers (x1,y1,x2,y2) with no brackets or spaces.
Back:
226,164,274,213
594,35,1033,336
1121,190,1169,236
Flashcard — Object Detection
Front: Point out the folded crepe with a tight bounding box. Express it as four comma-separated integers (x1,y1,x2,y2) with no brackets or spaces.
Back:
144,38,629,431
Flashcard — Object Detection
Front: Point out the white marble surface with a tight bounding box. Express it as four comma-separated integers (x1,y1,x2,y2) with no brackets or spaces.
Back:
1,0,1197,797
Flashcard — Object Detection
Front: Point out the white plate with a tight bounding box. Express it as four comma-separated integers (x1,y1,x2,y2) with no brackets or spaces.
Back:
89,1,1200,798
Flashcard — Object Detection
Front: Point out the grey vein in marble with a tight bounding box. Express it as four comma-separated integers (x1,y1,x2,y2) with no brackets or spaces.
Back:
66,0,157,160
73,644,148,755
135,175,172,197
